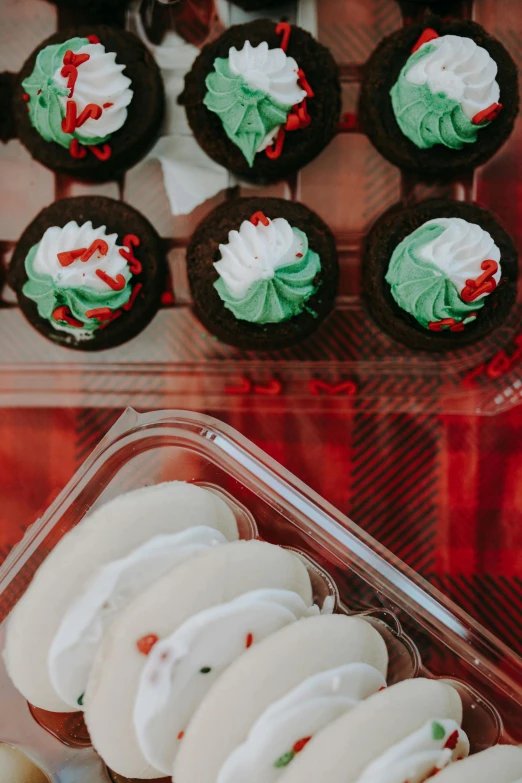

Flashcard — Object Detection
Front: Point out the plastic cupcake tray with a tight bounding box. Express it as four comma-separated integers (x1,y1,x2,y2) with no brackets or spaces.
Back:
0,0,520,414
1,408,522,781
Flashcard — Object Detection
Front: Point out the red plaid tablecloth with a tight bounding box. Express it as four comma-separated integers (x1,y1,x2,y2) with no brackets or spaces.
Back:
1,408,521,655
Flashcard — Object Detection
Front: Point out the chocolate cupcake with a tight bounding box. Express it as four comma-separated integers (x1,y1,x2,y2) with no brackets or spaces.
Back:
179,20,341,184
359,18,519,178
9,196,166,351
13,26,164,181
187,197,338,350
363,199,518,351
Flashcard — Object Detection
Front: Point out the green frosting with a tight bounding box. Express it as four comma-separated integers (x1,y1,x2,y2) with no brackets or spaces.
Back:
214,227,321,324
22,37,110,149
204,58,291,166
22,242,132,333
385,222,481,330
390,44,482,150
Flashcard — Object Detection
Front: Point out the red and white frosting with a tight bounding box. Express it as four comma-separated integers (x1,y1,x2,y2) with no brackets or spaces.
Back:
54,40,133,141
418,217,501,300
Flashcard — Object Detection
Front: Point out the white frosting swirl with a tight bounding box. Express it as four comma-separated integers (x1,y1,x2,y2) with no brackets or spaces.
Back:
214,217,305,297
355,719,469,783
406,35,500,122
33,221,132,291
133,588,319,775
228,41,306,107
48,527,227,708
53,42,133,139
217,663,387,783
418,218,501,298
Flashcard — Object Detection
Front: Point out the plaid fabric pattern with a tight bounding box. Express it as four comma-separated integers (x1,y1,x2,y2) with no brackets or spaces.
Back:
1,407,521,655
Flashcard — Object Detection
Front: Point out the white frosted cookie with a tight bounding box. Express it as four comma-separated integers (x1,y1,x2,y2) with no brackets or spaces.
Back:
277,678,466,783
175,614,388,783
3,481,238,712
135,588,319,775
0,744,50,783
84,539,313,779
434,744,522,782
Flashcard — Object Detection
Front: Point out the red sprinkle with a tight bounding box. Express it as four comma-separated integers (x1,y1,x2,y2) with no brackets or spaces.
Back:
285,101,311,132
309,379,357,396
250,211,270,226
87,34,100,44
265,127,286,159
122,282,143,312
286,112,301,132
22,93,30,102
224,377,252,395
177,731,184,740
76,103,102,127
37,89,41,95
161,291,175,306
275,21,291,52
61,100,77,134
428,318,457,331
52,305,84,328
253,379,283,396
297,68,314,98
103,102,113,108
120,234,143,274
124,233,141,250
57,247,87,266
472,102,503,125
73,53,90,66
461,259,498,302
69,138,87,159
297,100,311,128
246,633,253,648
137,634,159,655
89,143,112,161
296,252,303,258
85,307,113,320
80,239,108,262
63,50,91,67
99,309,123,329
96,269,126,290
60,64,78,97
337,112,358,131
411,28,440,54
292,737,312,754
444,730,459,751
119,248,143,275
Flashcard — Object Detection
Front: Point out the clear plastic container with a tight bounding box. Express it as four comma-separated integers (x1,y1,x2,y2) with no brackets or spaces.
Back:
1,408,522,781
0,0,520,414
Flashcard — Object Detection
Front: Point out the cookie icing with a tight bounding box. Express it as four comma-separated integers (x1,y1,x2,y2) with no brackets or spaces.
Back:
22,37,133,150
214,215,321,323
355,719,469,782
48,526,227,708
390,34,501,150
134,589,319,775
22,221,134,335
385,217,501,330
217,663,387,783
204,41,307,166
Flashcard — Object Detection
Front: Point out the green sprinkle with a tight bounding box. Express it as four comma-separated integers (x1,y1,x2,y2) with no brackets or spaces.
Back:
274,751,295,768
77,693,84,706
432,721,445,740
200,666,212,674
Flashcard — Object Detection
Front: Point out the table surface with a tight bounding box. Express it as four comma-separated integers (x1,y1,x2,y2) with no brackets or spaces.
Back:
1,406,521,656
